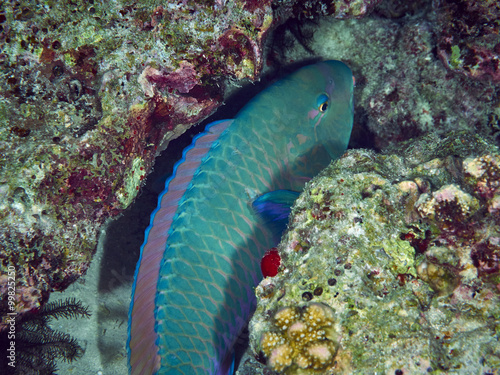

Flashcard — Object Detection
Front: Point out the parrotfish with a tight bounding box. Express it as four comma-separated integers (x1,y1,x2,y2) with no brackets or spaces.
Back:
128,60,354,375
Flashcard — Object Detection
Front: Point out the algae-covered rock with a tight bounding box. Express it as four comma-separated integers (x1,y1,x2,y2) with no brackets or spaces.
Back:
339,1,500,151
436,0,500,82
245,132,500,374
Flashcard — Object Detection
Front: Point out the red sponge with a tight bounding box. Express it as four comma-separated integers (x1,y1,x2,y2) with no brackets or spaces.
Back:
261,248,281,278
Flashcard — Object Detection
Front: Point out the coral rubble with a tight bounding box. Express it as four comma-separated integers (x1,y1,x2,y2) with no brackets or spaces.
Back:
247,132,500,374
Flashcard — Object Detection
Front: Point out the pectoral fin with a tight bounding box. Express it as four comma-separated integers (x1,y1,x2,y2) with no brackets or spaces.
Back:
251,190,300,241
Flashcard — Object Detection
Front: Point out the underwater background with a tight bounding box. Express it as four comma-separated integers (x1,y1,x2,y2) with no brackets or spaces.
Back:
1,0,500,374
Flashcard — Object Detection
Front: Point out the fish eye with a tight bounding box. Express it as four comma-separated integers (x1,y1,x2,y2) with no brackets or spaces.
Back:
317,94,329,112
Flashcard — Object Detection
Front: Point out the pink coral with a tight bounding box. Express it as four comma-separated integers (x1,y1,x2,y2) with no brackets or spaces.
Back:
141,62,200,95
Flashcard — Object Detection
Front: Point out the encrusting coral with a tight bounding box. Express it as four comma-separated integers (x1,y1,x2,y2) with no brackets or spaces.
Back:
416,184,480,225
260,303,337,373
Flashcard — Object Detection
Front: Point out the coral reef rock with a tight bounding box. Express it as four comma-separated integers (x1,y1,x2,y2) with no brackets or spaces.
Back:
277,0,382,20
337,3,500,150
246,132,500,374
436,0,500,82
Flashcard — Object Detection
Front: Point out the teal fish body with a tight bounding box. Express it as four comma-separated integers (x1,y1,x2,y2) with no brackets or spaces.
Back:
128,60,354,374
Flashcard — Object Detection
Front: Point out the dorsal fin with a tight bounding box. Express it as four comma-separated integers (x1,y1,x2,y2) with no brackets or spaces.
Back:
128,119,234,375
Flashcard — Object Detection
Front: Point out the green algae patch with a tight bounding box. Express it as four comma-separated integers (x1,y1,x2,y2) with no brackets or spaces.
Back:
376,237,416,277
118,157,146,208
450,45,462,69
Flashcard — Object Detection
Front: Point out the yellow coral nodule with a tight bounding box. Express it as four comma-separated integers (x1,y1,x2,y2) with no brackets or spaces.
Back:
274,306,300,330
306,342,335,367
303,302,335,326
287,321,307,341
260,303,337,373
261,331,284,354
268,344,294,372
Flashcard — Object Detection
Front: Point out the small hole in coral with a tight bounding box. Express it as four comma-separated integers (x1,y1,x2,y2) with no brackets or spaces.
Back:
302,292,313,301
52,64,64,77
313,287,323,296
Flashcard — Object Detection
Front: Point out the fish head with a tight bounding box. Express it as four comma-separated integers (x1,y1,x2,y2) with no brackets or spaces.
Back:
268,60,354,183
304,60,355,160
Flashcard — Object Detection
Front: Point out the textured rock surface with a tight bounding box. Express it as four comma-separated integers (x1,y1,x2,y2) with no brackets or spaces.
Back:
353,11,498,149
274,0,382,20
436,0,500,82
245,132,500,374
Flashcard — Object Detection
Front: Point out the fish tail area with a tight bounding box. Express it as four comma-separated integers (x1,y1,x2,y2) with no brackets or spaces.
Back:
128,120,233,375
153,130,276,374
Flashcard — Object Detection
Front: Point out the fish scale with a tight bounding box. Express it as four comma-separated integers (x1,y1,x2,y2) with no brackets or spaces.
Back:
128,60,354,374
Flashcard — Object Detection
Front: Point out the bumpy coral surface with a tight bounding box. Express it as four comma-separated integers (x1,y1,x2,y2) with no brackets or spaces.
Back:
260,303,337,373
275,0,382,20
246,132,500,374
